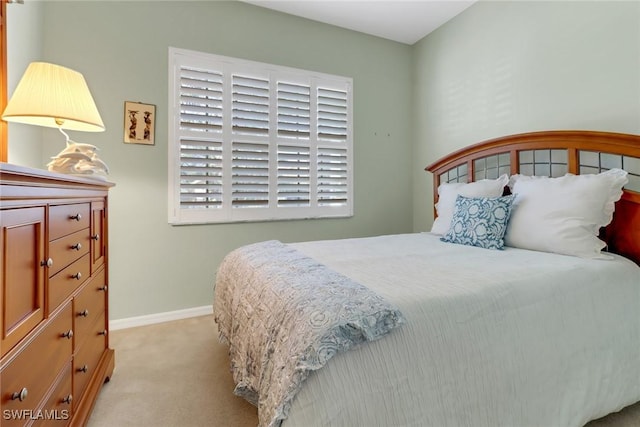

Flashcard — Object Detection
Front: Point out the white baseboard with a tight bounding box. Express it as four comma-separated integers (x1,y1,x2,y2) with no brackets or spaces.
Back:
109,305,213,331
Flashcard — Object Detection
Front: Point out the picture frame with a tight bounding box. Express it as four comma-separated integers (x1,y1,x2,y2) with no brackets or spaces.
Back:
124,101,155,145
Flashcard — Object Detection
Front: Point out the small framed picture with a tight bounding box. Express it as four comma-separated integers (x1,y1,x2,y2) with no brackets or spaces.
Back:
124,101,155,145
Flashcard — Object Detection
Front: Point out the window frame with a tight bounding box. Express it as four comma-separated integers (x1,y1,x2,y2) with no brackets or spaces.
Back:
168,47,353,225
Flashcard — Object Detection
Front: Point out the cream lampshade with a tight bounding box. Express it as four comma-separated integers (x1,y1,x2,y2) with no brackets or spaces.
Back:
2,62,109,177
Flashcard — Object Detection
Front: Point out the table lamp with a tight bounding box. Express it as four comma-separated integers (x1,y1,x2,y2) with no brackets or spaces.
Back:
2,61,109,178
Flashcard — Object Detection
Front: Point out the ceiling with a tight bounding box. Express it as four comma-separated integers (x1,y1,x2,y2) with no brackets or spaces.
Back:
242,0,476,45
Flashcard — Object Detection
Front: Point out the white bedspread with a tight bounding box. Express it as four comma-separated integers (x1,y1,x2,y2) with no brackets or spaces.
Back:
280,232,640,427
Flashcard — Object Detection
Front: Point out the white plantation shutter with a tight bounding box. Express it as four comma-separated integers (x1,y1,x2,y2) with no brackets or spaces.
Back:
177,64,224,212
232,75,270,136
277,82,310,138
317,88,348,141
318,147,349,206
278,144,310,207
317,87,349,207
179,139,223,209
232,141,270,208
169,48,353,224
276,82,311,208
179,67,223,133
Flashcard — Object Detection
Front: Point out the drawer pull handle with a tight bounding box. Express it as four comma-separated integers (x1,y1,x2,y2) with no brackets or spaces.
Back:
77,365,89,373
78,309,89,317
71,242,82,251
98,285,108,292
69,213,82,221
72,272,82,280
98,330,107,336
61,330,74,339
11,387,28,402
92,234,100,241
41,258,53,268
62,394,73,404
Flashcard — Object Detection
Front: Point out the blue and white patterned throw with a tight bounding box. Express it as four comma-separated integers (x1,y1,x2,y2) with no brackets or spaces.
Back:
214,240,405,427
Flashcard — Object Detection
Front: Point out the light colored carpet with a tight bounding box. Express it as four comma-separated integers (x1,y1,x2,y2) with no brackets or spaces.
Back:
88,315,257,427
88,315,640,427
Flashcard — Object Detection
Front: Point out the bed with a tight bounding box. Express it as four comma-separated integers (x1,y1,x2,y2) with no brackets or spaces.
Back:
214,130,640,427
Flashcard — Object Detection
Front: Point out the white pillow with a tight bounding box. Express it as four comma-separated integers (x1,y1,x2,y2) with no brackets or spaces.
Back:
431,174,509,235
505,169,628,259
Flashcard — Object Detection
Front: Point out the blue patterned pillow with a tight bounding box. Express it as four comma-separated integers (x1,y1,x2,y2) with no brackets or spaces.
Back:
441,194,515,250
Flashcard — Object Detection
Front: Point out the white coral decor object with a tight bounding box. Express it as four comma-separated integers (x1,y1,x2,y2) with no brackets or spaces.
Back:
47,141,109,179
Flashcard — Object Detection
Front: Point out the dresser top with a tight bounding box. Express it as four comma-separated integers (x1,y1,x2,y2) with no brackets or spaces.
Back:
1,162,114,202
1,162,115,189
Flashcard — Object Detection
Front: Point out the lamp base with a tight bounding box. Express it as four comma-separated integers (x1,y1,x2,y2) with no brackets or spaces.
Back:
47,141,109,178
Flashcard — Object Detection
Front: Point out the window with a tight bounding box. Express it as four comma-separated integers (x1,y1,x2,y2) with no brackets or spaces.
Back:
168,48,353,224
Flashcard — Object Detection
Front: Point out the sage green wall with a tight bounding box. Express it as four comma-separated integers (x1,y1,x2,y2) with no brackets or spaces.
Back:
412,0,640,231
6,0,43,166
30,1,413,320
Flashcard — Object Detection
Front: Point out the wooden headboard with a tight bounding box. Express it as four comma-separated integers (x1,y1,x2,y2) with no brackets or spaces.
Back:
425,130,640,265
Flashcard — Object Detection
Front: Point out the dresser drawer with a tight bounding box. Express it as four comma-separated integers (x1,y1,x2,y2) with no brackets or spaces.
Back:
73,269,106,348
49,228,91,277
48,254,90,314
0,303,73,419
73,316,107,409
49,204,90,241
31,364,73,427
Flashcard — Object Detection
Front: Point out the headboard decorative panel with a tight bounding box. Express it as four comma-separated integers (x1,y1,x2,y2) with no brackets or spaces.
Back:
425,130,640,265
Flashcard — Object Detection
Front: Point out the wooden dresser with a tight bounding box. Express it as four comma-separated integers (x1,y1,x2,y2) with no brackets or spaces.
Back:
0,163,114,426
